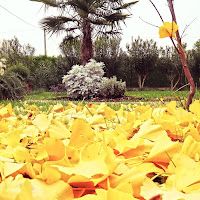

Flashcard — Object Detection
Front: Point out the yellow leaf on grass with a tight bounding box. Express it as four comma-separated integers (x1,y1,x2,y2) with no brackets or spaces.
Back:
190,100,200,115
43,138,65,161
15,179,33,200
181,135,200,160
133,119,169,142
1,129,21,147
35,146,49,161
75,188,139,200
48,119,70,139
0,103,13,119
107,186,137,200
3,162,25,177
32,113,51,132
141,177,200,200
0,174,74,200
0,121,8,133
110,163,163,198
31,179,74,200
167,153,200,192
88,114,105,125
69,119,95,148
145,135,182,163
52,143,117,184
13,146,33,163
41,166,61,184
52,104,64,112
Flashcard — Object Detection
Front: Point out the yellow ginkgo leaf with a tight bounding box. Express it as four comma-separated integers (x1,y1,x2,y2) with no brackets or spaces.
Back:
52,104,64,112
43,138,65,161
190,100,200,115
159,21,178,38
1,129,22,148
3,162,25,177
167,153,200,192
15,179,33,200
133,119,169,142
69,119,95,148
48,119,70,139
52,143,117,183
145,135,182,163
87,114,105,125
41,166,61,184
181,135,200,160
0,103,13,119
13,146,33,163
32,113,51,132
0,121,8,133
110,163,163,198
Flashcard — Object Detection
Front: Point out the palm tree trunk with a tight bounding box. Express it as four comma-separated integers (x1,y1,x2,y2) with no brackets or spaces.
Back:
81,19,94,65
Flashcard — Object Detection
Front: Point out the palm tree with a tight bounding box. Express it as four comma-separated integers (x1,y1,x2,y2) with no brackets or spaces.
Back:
31,0,138,65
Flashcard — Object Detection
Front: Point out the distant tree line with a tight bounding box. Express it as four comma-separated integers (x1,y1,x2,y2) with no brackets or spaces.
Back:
1,36,200,91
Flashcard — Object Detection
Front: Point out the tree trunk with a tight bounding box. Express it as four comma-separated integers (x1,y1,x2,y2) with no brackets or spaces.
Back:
81,19,94,66
141,74,147,88
179,53,195,108
172,75,180,90
138,74,142,88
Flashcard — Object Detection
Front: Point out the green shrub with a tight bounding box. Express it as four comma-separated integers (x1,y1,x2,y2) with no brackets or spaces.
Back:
62,59,104,99
7,63,30,81
34,59,59,90
0,72,26,100
99,76,126,98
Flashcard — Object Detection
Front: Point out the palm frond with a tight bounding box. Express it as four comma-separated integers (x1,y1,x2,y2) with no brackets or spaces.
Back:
30,0,58,7
104,13,130,22
40,16,77,34
66,0,90,13
114,1,139,10
89,18,111,26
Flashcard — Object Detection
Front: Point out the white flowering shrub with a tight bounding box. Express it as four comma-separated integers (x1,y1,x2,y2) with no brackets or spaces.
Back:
99,76,126,98
62,59,104,99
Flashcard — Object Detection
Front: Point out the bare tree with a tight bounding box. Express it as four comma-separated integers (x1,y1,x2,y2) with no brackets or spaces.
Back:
149,0,195,108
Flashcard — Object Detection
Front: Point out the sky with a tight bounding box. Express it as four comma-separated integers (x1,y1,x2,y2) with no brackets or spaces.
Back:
0,0,200,56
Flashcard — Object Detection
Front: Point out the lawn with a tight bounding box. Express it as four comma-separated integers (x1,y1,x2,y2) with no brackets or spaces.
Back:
22,89,200,101
125,90,200,101
1,89,199,112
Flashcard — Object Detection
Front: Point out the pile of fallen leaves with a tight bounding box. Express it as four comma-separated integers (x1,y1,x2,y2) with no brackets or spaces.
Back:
1,100,200,200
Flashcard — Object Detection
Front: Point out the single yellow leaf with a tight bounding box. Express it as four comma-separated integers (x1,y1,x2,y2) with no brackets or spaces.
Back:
32,113,51,132
15,179,33,200
41,166,61,184
159,21,178,38
69,119,95,148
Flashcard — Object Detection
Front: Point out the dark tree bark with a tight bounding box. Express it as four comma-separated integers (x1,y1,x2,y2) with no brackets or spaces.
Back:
81,20,94,66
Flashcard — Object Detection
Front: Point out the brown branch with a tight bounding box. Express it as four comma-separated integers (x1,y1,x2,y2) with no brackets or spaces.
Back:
181,18,197,39
139,16,159,28
167,0,195,109
170,37,180,54
149,0,164,22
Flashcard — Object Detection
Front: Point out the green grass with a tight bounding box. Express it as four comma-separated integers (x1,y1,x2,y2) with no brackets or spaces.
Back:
1,89,200,113
24,90,200,102
24,91,68,100
125,90,200,100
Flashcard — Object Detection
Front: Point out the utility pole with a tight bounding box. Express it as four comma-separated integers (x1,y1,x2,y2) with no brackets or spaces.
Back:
44,28,47,56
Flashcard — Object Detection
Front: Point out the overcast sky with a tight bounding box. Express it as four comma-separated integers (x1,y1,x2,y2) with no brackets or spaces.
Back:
0,0,200,56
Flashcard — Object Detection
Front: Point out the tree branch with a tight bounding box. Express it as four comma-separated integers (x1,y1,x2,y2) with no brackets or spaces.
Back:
167,0,195,108
149,0,164,22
